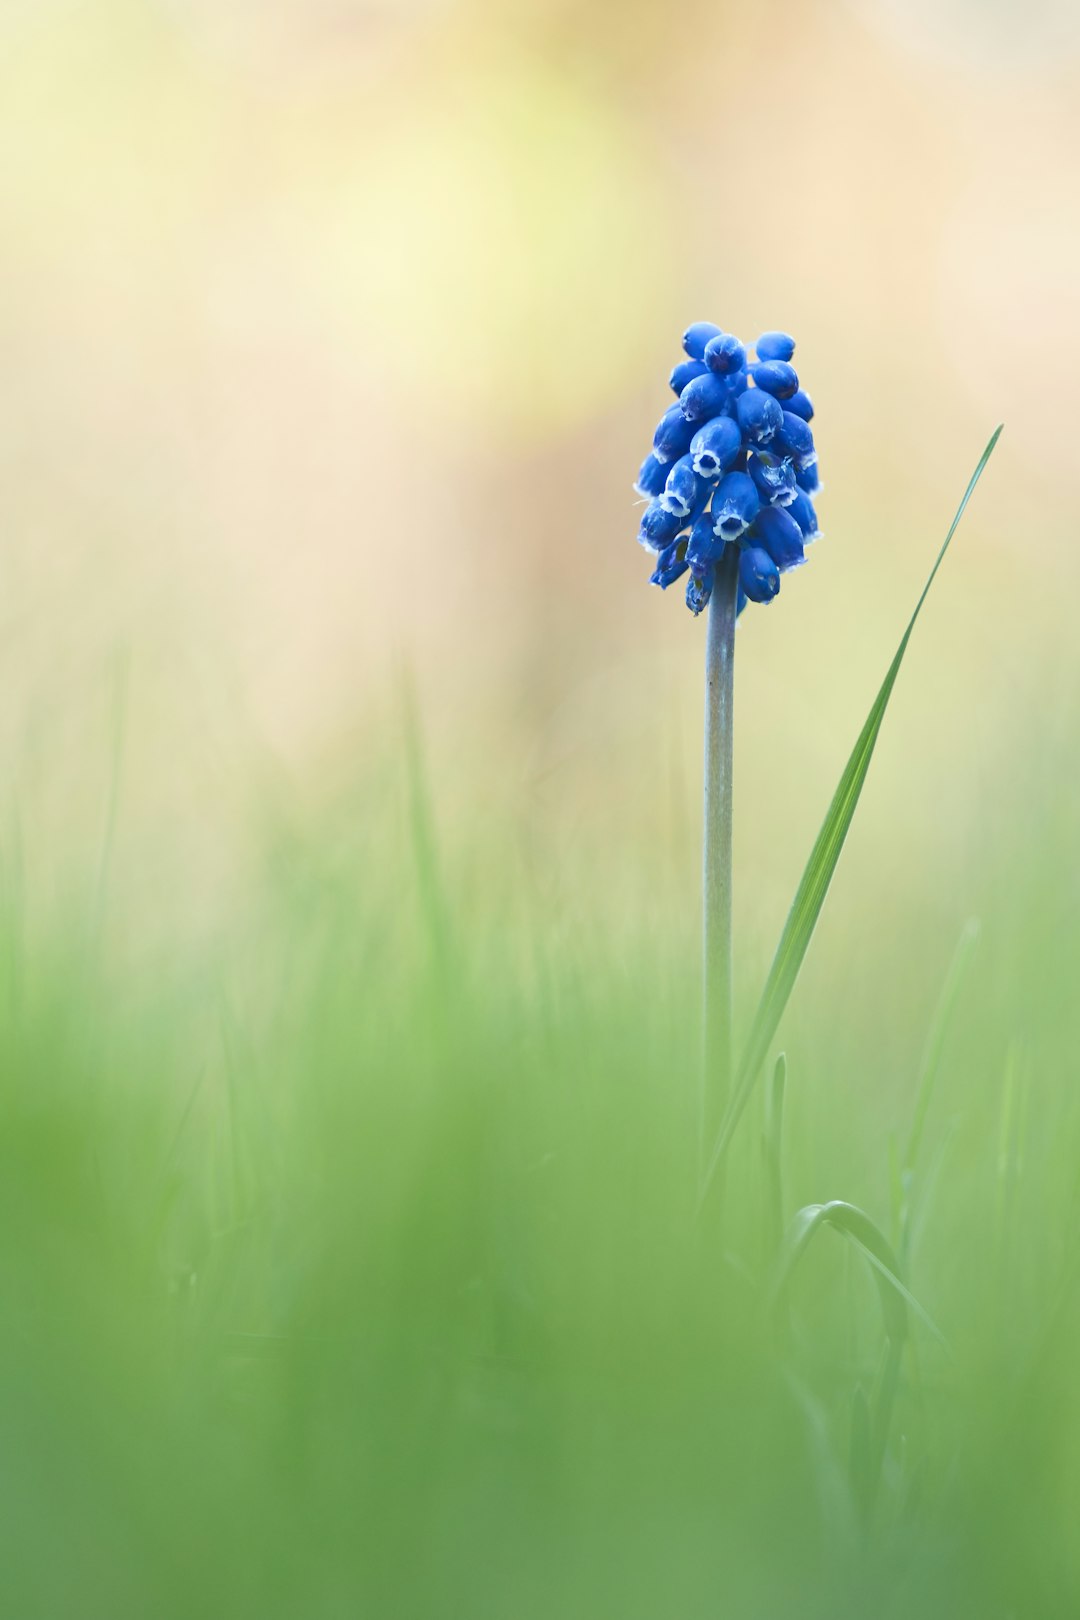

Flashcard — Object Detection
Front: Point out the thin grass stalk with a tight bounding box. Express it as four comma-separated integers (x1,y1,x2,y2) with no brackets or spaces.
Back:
763,1052,788,1254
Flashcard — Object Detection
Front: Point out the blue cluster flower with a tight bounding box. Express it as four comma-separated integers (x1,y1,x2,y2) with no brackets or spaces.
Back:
635,324,822,616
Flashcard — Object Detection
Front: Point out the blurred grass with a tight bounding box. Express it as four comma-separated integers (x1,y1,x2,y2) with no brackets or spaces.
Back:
2,674,1080,1617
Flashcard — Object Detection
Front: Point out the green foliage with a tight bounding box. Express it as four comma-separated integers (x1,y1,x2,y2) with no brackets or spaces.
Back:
3,431,1080,1617
2,724,1079,1618
702,429,1003,1199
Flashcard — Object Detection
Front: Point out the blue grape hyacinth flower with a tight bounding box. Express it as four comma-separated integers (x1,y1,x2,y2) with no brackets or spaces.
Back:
635,323,822,615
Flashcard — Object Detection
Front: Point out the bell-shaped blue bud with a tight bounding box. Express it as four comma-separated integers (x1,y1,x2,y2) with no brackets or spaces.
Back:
750,360,799,400
686,561,715,616
690,415,742,479
755,331,796,362
659,454,703,520
652,403,697,464
711,470,760,542
785,389,814,422
739,544,780,604
635,453,669,498
726,368,749,401
686,508,725,572
788,490,821,541
703,333,747,376
670,358,709,395
754,505,806,572
650,540,689,590
638,497,684,551
682,321,723,360
748,450,798,508
736,387,784,446
680,371,730,423
796,460,821,494
777,410,817,469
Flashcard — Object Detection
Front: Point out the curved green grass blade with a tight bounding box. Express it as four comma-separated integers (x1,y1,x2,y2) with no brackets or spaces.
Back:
701,427,1003,1204
769,1199,910,1345
768,1200,941,1529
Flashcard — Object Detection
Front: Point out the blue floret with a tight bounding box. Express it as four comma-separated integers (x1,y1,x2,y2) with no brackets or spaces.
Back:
639,497,684,551
660,455,705,520
748,450,797,508
739,544,781,603
686,562,715,616
736,388,784,446
777,410,816,469
755,331,796,362
670,359,709,395
682,321,723,360
650,540,690,589
690,416,742,479
753,505,806,572
652,403,697,465
679,371,731,424
636,453,670,498
710,470,760,542
686,509,725,571
751,360,799,400
788,490,821,541
704,333,747,376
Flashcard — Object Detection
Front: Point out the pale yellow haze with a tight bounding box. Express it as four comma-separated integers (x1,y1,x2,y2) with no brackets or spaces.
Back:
0,0,1077,942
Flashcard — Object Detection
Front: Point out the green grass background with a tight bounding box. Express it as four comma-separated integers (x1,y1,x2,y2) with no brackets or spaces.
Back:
2,581,1079,1616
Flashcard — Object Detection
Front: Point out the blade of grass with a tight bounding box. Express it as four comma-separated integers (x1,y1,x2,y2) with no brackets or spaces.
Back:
762,1052,787,1255
904,917,980,1179
845,1231,948,1351
701,426,1003,1204
769,1199,925,1528
770,1199,910,1346
898,918,979,1263
849,1384,873,1525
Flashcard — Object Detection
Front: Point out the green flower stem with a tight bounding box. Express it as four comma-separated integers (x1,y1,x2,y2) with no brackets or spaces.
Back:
701,544,739,1163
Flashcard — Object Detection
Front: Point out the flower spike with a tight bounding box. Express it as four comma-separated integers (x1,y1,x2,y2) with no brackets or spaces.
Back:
635,321,822,613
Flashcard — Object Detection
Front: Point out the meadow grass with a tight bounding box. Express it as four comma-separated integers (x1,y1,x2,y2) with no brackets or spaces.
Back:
2,446,1079,1614
1,716,1079,1620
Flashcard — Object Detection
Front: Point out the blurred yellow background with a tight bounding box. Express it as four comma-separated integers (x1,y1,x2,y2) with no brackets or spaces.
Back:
1,0,1077,969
